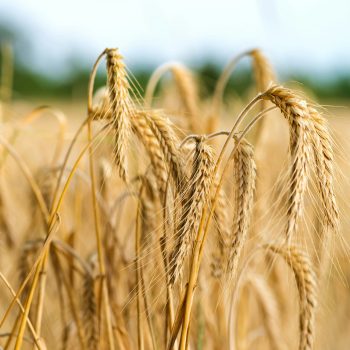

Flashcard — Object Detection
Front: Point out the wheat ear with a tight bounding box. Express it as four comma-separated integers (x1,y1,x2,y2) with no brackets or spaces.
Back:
140,110,186,189
266,244,317,350
227,138,256,278
131,111,168,194
251,49,276,92
169,138,214,284
308,106,339,231
262,86,313,242
211,174,231,278
171,65,200,132
140,175,158,249
247,274,287,350
250,49,276,142
81,272,98,350
0,191,13,247
145,62,199,132
308,106,339,277
105,48,132,182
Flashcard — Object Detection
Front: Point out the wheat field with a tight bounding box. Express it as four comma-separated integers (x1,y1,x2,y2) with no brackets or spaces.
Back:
0,48,349,350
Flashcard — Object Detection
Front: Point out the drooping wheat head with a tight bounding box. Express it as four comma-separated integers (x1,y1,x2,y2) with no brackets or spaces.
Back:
105,48,133,182
227,138,256,279
266,244,318,350
169,138,215,284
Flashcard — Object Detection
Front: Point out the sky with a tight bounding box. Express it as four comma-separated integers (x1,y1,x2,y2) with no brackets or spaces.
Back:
0,0,349,75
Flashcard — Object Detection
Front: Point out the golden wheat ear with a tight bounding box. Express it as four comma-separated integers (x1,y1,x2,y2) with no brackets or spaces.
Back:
131,111,169,195
81,272,98,350
251,49,276,94
266,244,317,350
227,138,256,279
262,86,313,243
247,274,288,350
145,62,200,133
308,106,339,232
0,191,14,247
210,174,231,279
105,48,133,182
169,138,215,285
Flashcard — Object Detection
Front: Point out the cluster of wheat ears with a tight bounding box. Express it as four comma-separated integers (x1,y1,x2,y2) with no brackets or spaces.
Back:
0,47,344,350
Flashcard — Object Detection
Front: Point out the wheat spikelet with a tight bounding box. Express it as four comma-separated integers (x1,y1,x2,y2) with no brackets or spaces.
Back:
251,49,276,94
266,244,317,350
91,86,110,120
306,106,339,278
262,85,313,242
50,246,69,350
250,49,276,143
35,167,55,210
169,138,214,284
210,49,275,135
18,245,31,300
171,65,200,132
140,176,158,249
138,110,186,189
0,191,13,247
211,174,231,278
81,272,98,350
98,158,113,203
308,106,339,231
247,274,287,350
145,62,199,132
61,323,75,350
227,138,256,278
18,239,42,300
93,107,186,192
105,48,132,181
131,111,168,194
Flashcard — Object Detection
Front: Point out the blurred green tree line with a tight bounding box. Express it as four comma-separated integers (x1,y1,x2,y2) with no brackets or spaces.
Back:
3,58,350,101
1,22,350,101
